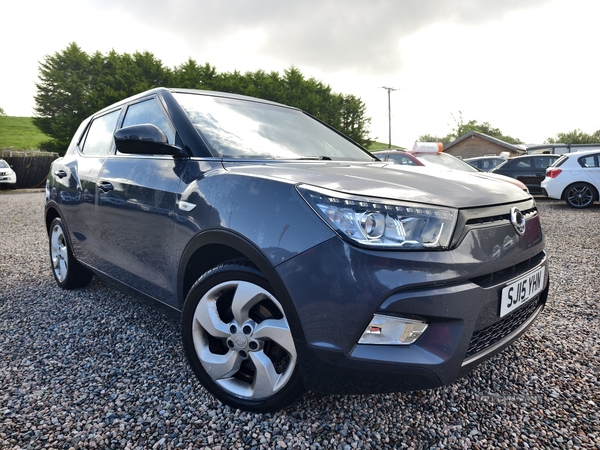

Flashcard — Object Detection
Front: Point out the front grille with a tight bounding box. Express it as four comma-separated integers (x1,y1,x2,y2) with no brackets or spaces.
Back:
465,294,542,358
464,206,538,226
451,198,538,248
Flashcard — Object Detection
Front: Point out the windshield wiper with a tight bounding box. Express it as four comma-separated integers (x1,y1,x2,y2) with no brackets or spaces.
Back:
298,156,332,160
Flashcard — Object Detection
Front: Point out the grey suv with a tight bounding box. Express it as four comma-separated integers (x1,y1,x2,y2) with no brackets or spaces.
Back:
45,88,549,412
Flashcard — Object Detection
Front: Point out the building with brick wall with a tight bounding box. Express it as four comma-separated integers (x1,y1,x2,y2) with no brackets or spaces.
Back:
443,131,525,159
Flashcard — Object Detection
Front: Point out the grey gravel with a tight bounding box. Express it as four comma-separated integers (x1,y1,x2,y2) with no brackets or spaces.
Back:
1,190,599,449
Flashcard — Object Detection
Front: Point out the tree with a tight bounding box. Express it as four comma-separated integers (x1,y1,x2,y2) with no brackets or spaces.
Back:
173,59,217,90
0,107,6,116
419,111,522,145
450,112,522,144
545,129,600,144
34,44,373,153
33,43,96,153
34,44,173,154
417,134,453,144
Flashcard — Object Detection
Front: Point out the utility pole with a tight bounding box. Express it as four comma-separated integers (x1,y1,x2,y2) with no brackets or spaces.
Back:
380,86,398,148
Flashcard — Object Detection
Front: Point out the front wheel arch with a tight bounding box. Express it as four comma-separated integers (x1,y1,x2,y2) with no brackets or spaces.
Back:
178,229,306,343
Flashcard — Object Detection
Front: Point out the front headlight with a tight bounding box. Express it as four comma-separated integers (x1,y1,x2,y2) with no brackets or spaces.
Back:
298,185,457,250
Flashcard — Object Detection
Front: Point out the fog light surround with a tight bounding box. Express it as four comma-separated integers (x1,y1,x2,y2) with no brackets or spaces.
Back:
358,314,428,345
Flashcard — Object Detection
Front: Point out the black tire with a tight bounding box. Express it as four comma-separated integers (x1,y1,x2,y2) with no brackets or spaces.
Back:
48,217,93,289
564,182,596,209
181,260,305,412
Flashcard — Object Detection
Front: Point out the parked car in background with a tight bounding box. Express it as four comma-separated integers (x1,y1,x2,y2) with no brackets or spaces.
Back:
45,89,549,412
541,149,600,208
374,145,530,192
490,154,560,195
0,159,17,188
464,156,507,172
370,149,421,166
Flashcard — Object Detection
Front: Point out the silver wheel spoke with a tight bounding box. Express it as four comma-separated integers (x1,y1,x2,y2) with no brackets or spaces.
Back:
230,281,267,324
194,295,231,339
59,259,67,280
200,349,242,380
253,318,296,357
249,350,282,397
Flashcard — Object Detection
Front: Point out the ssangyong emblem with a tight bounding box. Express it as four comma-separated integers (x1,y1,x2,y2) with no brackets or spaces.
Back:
510,207,526,236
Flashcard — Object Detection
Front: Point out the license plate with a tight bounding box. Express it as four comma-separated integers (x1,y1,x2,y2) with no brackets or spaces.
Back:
500,266,546,317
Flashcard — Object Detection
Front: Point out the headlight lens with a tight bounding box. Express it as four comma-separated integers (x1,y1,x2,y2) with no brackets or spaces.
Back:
298,185,457,249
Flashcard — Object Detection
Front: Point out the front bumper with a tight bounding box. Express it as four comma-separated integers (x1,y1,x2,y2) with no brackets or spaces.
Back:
295,253,548,394
0,174,17,184
276,204,549,394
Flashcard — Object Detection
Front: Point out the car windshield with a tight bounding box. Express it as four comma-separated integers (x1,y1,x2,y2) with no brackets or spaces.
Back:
415,153,479,172
173,93,373,161
0,160,9,168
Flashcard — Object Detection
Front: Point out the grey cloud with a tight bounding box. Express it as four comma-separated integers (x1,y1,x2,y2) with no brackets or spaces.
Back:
92,0,551,74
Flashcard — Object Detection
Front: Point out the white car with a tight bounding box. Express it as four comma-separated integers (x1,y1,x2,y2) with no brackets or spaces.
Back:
541,149,600,208
0,159,17,188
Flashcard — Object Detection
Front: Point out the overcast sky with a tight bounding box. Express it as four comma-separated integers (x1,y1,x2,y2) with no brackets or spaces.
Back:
2,0,599,147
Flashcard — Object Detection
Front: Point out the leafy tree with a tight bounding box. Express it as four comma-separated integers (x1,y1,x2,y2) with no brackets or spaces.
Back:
417,134,453,144
34,44,173,154
34,44,372,153
450,112,522,144
0,107,6,116
545,129,600,144
33,43,95,152
173,59,217,90
419,111,522,145
339,94,371,146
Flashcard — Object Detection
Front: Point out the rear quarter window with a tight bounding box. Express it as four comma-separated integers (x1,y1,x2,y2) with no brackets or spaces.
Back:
121,98,175,145
80,109,121,156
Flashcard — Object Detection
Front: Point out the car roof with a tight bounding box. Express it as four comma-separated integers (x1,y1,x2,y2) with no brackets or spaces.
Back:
563,148,600,157
372,149,406,154
512,154,560,159
464,156,504,161
92,87,299,117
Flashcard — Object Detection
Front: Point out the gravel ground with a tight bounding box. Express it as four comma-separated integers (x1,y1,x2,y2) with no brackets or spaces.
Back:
1,190,599,449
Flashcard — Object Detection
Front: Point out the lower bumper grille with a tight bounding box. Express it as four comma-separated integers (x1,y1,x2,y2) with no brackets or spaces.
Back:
466,294,542,358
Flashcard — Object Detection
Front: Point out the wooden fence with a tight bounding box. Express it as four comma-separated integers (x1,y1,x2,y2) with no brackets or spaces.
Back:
1,150,59,189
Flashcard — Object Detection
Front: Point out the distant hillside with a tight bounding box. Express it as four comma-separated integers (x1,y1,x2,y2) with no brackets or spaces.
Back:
0,116,51,150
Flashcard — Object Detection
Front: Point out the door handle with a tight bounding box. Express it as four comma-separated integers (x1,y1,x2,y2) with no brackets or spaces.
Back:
97,181,114,192
54,170,67,179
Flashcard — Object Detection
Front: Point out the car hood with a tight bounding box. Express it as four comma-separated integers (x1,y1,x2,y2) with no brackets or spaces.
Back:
221,161,530,208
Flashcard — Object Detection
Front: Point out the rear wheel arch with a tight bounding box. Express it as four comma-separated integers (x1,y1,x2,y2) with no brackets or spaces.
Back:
178,229,306,342
561,181,598,208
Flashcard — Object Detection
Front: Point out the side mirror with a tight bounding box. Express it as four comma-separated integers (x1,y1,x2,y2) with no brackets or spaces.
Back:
114,124,187,157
